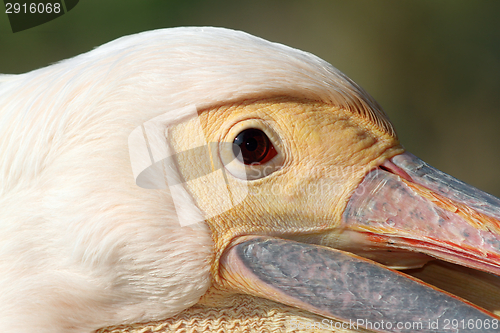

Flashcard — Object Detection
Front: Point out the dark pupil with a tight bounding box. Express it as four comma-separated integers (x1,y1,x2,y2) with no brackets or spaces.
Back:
245,138,258,152
232,128,275,165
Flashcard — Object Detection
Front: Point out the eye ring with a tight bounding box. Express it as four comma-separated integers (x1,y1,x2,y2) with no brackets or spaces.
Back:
220,119,284,180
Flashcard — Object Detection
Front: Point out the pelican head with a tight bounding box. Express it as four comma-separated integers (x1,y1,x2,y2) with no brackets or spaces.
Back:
1,27,499,333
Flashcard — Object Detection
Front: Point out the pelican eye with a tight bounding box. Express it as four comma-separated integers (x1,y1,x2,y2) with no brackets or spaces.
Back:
220,119,284,181
232,128,277,165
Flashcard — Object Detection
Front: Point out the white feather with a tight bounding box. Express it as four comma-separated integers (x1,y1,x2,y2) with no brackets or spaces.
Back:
0,27,381,332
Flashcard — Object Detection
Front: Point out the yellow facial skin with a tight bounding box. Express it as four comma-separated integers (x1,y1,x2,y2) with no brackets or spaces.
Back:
168,97,404,286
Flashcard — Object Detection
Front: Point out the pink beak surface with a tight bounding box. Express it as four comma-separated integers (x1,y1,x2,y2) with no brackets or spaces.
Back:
343,152,500,276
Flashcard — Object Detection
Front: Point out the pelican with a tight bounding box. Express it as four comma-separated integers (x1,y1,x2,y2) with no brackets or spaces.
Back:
1,27,500,333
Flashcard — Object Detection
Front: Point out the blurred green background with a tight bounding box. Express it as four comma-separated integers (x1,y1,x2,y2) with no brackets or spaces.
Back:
1,0,499,196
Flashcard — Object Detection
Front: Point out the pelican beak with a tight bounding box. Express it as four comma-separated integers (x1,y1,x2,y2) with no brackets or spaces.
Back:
342,151,500,276
221,237,498,332
219,151,500,331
